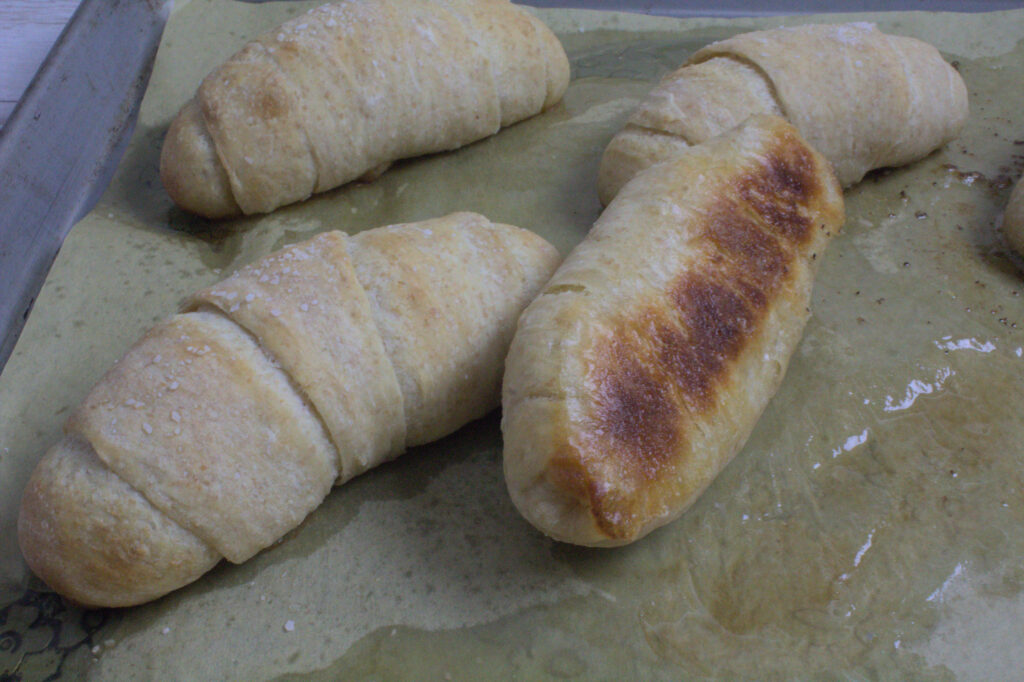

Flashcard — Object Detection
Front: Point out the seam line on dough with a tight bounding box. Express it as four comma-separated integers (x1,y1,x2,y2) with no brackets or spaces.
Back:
186,303,342,480
542,283,590,296
198,93,245,214
339,239,410,444
623,121,697,149
65,432,222,561
535,14,565,110
257,42,325,194
512,385,569,406
190,103,243,216
688,52,789,125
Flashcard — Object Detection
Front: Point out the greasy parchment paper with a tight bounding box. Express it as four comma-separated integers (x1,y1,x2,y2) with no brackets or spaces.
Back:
3,2,1024,679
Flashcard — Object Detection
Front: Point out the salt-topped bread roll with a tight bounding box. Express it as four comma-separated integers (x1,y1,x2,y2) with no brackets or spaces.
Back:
160,0,570,218
503,115,844,546
19,213,561,607
598,23,968,204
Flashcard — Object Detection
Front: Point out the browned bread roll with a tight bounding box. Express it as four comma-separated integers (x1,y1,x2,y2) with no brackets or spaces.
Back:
18,212,561,607
502,115,844,546
160,0,571,218
597,22,968,204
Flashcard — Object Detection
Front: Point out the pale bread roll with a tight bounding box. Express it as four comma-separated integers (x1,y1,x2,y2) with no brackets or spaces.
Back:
503,115,845,546
19,213,561,607
598,23,968,204
1003,177,1024,258
160,0,570,218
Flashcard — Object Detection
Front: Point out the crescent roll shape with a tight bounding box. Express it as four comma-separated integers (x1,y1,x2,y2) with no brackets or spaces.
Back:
597,23,968,204
160,0,571,218
19,213,561,607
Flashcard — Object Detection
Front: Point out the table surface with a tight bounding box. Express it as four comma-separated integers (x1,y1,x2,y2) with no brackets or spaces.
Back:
2,0,1021,128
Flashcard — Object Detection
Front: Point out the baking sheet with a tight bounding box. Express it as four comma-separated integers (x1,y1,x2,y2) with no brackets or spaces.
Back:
2,1,1024,679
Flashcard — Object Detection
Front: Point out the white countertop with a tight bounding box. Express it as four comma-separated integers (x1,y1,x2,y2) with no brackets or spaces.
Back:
0,0,80,127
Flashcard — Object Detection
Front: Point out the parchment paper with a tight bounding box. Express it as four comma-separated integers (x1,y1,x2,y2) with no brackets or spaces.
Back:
2,2,1024,679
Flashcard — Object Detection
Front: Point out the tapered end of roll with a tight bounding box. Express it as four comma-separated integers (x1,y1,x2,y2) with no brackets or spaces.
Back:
18,435,221,608
159,99,242,220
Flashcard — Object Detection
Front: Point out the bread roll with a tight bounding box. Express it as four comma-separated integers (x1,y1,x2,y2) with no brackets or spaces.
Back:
597,22,968,204
160,0,570,218
502,115,844,546
1003,177,1024,258
19,212,561,607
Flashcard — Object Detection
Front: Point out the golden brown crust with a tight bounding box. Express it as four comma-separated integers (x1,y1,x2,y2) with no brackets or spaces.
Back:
160,0,570,218
503,115,844,546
